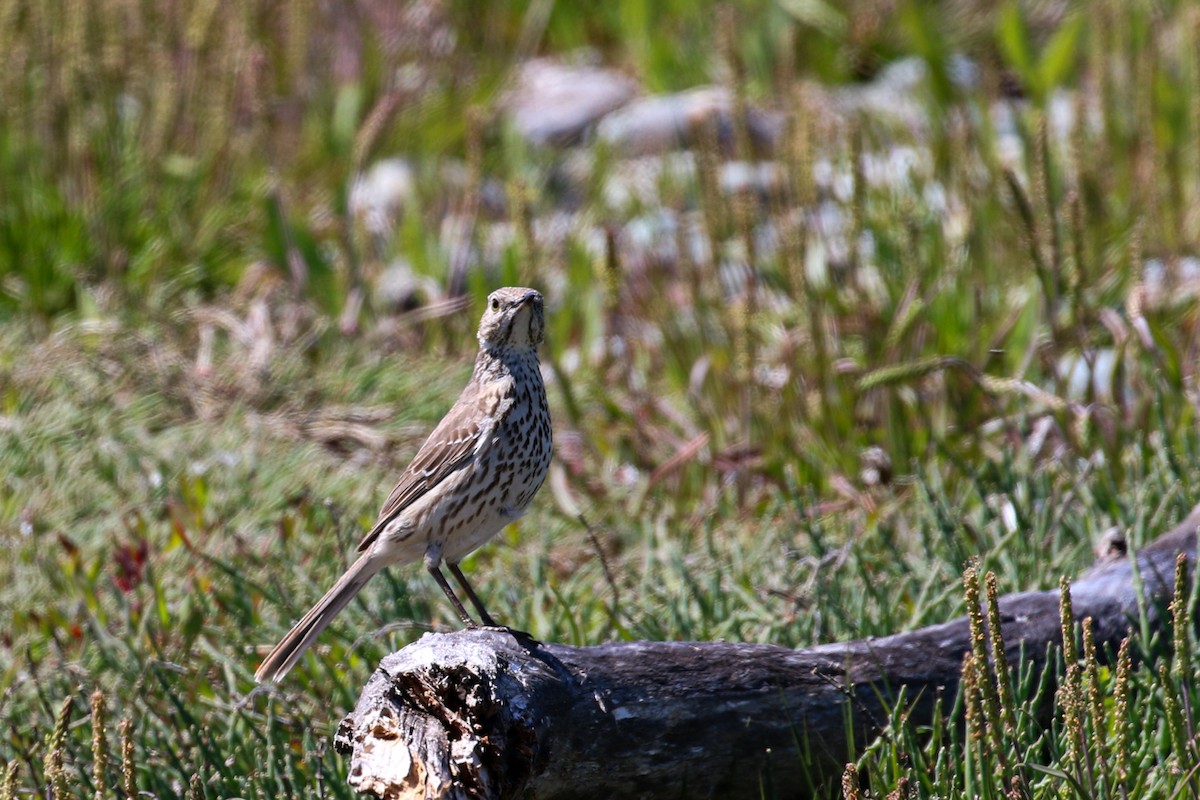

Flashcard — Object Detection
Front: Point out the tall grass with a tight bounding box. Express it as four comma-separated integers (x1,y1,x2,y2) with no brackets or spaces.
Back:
844,558,1200,799
3,0,1200,797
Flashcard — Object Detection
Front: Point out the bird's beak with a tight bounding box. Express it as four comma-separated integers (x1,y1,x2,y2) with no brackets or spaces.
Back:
519,291,541,306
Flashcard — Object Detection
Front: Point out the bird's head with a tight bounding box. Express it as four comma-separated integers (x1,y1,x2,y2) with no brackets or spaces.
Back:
477,287,545,350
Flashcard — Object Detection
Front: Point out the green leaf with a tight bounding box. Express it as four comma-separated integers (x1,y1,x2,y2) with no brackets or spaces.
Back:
776,0,846,37
1037,14,1084,91
331,83,364,156
996,2,1036,93
900,0,955,107
1153,67,1187,148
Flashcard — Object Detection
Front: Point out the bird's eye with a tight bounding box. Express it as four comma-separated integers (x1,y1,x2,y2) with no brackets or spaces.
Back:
490,298,500,311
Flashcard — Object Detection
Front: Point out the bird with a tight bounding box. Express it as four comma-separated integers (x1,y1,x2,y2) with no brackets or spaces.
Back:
255,287,552,682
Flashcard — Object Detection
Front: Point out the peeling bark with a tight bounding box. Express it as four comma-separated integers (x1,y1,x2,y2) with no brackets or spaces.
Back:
336,505,1200,799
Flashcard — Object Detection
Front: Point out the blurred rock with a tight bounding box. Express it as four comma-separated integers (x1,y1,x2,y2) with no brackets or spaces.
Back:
832,55,978,131
618,210,711,271
595,86,783,156
859,446,892,487
1095,526,1127,562
597,152,697,211
1057,349,1120,402
502,58,639,147
440,211,605,284
1143,256,1200,309
374,258,440,312
989,88,1102,182
350,159,417,235
594,153,787,211
811,145,932,204
807,201,853,271
718,161,787,200
436,159,511,219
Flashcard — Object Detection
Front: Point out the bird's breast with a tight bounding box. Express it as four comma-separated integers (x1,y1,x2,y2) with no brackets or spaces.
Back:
489,367,551,510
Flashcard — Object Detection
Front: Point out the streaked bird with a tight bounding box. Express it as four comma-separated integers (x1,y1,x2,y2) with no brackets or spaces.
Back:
255,287,552,682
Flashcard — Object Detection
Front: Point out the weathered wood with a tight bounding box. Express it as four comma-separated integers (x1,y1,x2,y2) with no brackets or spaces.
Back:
336,505,1200,800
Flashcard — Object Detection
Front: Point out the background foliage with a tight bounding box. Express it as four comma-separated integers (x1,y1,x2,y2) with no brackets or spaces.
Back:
3,0,1200,797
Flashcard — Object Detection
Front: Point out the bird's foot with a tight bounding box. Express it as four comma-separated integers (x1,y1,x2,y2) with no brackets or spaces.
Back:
464,623,542,648
500,625,542,648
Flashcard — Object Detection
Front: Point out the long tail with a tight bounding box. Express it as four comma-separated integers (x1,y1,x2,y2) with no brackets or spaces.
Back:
255,552,384,682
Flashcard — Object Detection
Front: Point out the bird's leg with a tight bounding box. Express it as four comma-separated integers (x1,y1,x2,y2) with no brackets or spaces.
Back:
426,564,477,627
447,562,499,627
448,563,542,649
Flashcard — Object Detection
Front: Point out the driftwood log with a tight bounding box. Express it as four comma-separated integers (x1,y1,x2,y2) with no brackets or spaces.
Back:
334,505,1200,800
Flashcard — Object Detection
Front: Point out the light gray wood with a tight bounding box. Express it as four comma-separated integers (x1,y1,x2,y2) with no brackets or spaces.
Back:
335,505,1200,800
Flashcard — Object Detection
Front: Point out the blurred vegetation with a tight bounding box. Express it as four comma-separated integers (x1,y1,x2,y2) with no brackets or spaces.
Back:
2,0,1200,797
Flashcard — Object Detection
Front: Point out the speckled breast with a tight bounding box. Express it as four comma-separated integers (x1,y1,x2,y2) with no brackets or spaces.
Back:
496,355,552,513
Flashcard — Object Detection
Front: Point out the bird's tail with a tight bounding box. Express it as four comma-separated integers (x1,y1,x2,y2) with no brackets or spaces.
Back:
254,552,383,682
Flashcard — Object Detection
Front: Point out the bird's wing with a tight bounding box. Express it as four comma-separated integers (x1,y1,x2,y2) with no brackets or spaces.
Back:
356,377,506,552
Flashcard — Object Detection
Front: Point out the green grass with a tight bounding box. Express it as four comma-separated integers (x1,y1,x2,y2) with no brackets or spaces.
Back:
3,0,1200,797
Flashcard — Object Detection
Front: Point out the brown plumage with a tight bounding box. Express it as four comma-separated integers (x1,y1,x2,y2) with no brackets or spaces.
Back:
255,287,552,682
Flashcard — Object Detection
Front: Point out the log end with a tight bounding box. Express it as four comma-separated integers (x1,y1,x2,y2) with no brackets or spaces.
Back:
336,629,558,800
